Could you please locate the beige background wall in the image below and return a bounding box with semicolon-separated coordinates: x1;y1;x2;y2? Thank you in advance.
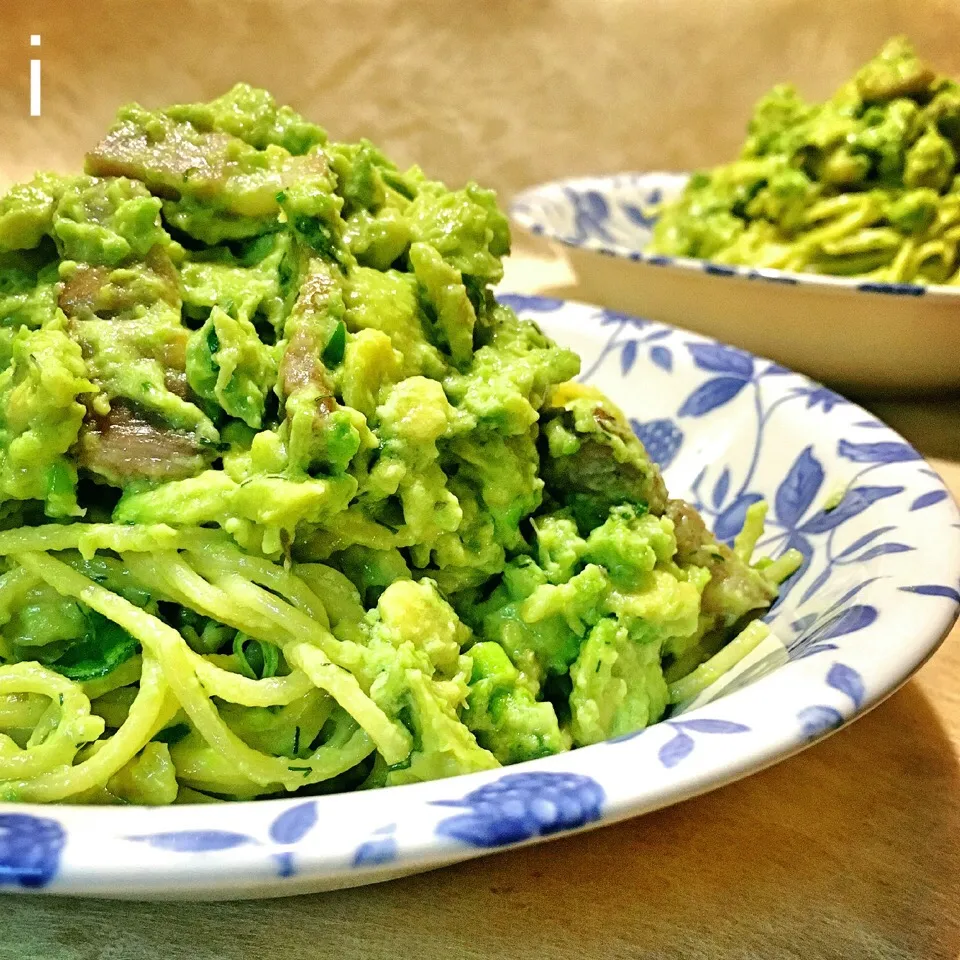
3;0;960;201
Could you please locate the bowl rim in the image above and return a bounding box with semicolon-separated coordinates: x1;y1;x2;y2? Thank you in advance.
510;172;960;301
4;295;960;899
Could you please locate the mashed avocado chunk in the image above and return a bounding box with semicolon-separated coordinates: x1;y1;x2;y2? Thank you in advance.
0;85;794;805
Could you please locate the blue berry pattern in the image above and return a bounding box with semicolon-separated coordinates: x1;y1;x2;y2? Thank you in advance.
433;772;605;848
631;418;683;470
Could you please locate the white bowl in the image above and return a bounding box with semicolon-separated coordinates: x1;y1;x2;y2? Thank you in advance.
510;173;960;395
2;296;958;900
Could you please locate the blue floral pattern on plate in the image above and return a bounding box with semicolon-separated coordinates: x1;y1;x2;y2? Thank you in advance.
5;296;959;899
655;719;751;769
510;173;960;300
0;814;65;889
798;663;866;738
128;800;322;879
352;824;398;868
434;773;605;847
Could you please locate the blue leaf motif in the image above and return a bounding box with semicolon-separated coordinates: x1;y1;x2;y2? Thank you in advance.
899;584;960;602
678;377;749;417
690;464;708;498
791;613;819;634
630;418;683;471
854;543;913;561
792;642;839;660
620;339;638;375
838;439;921;464
673;719;750;734
649;345;673;371
818;605;878;641
794;386;845;412
713;492;764;543
622;201;659;229
582;191;609;220
566;187;614;243
796;580;881;637
801;486;903;534
495;294;564;313
712;468;731;509
799;565;832;606
0;814;65;889
352;837;398;868
273;851;296;878
827;663;865;709
599;308;648;329
269;801;318;845
644;328;672;343
434;772;605;848
127;831;254;852
774;446;824;528
911;490;948;511
686;343;755;377
836;526;896;560
659;730;695;768
829;578;880;611
798;705;844;738
790;602;864;658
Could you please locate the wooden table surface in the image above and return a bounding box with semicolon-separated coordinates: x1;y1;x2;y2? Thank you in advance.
3;253;960;960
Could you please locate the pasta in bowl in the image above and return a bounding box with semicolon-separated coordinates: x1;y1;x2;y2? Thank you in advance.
651;38;960;284
510;38;960;393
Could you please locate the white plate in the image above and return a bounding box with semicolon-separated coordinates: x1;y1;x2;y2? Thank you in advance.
511;173;960;394
2;296;958;900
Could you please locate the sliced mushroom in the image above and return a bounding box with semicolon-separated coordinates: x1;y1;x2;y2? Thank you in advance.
77;402;208;483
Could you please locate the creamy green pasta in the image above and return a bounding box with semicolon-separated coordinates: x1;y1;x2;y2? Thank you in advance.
0;86;798;804
650;37;960;284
